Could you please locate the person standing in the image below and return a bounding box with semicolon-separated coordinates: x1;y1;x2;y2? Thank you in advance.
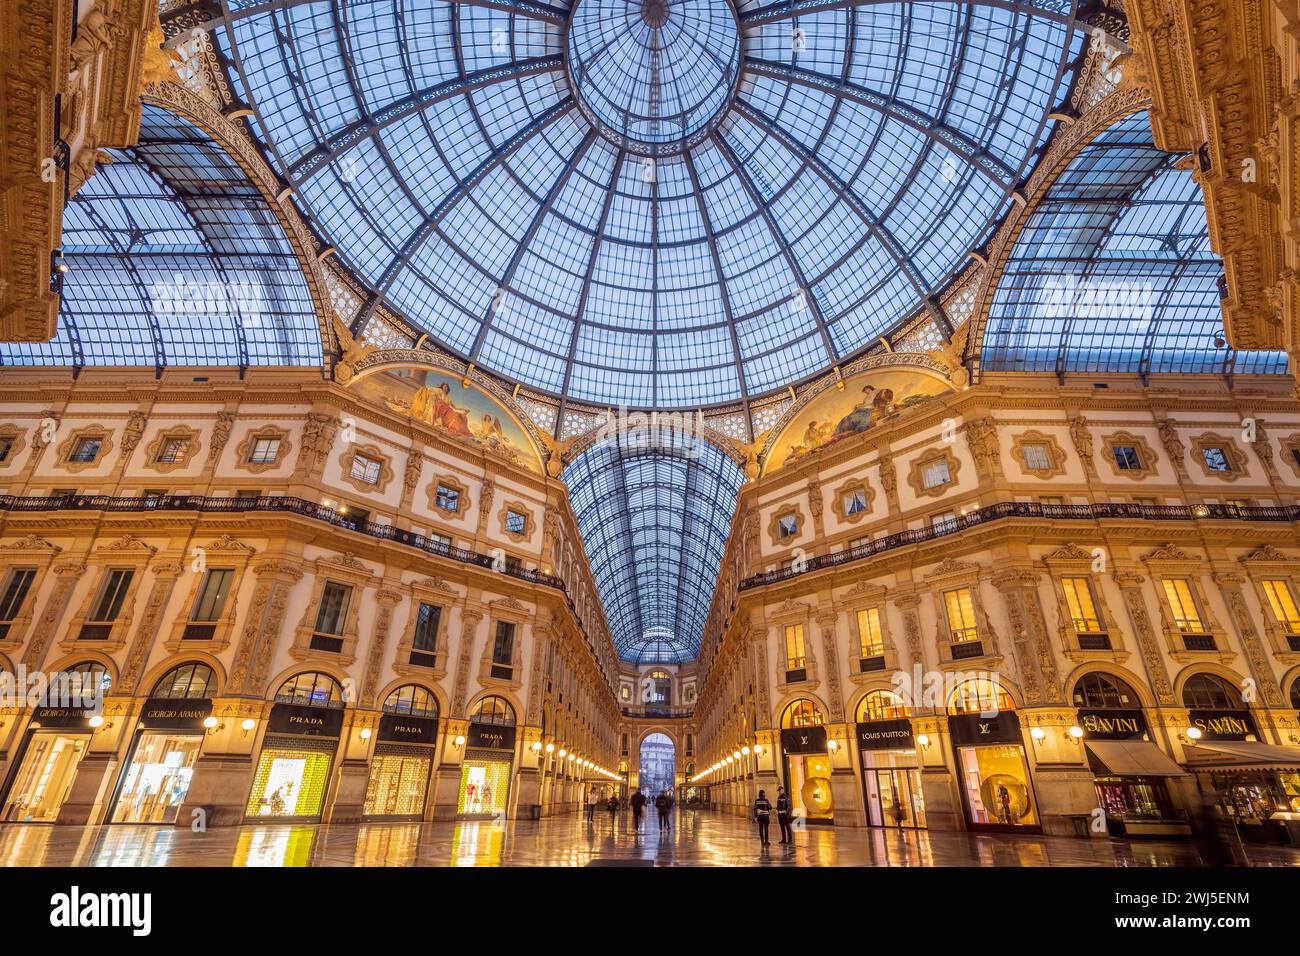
753;790;773;845
585;788;598;822
775;786;793;844
607;794;618;825
655;791;671;832
631;788;647;830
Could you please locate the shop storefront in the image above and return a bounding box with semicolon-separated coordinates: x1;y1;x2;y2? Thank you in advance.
949;710;1039;832
857;718;925;828
110;697;211;824
246;681;344;821
364;707;439;819
457;699;516;818
0;706;93;823
780;725;833;824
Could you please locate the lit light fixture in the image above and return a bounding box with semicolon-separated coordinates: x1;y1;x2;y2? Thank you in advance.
241;718;256;736
558;748;568;758
359;727;372;740
1184;726;1203;741
1067;725;1084;740
532;741;542;753
741;746;750;756
732;750;741;760
753;744;763;755
726;756;734;764
545;742;555;753
916;734;931;751
454;734;467;748
202;715;219;730
568;753;575;761
827;738;839;752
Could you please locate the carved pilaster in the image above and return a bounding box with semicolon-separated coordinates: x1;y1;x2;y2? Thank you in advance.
120;560;183;692
991;571;1045;705
21;562;86;670
359;588;404;707
1113;571;1175;705
228;561;303;694
1214;573;1284;708
815;610;843;721
893;594;924;666
451;609;484;716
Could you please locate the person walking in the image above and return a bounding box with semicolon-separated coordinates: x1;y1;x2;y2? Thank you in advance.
585;788;598;823
775;786;793;844
630;788;647;830
655;791;671;832
607;794;618;825
753;790;773;845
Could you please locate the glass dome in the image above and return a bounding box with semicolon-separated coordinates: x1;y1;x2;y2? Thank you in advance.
210;0;1080;407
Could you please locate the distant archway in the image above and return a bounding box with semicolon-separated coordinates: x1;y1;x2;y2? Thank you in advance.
639;732;675;797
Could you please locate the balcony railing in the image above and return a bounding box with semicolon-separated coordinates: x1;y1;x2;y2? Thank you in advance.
740;500;1300;590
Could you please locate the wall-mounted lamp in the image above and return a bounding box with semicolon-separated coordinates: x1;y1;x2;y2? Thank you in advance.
545;742;555;754
915;734;931;752
1030;727;1047;745
732;750;741;760
240;718;257;737
741;745;751;756
1067;725;1084;743
1178;726;1204;744
453;734;467;749
558;748;568;758
203;716;223;735
827;738;839;752
532;741;542;753
359;727;372;741
753;744;763;756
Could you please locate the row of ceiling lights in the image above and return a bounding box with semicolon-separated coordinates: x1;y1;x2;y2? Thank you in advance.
690;743;764;783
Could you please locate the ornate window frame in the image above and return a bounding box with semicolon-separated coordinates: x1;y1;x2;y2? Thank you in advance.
60;535;158;653
924;559;999;668
340;443;395;494
1040;543;1127;660
290;553;375;665
1010;430;1068;480
234;426;292;474
769;598;818;689
1190;432;1246;482
392;576;458;678
56;425;115;473
478;596;528;689
1100;431;1158;480
1141;545;1232;663
142;425;202;474
836;582;897;682
906;447;962;500
767;503;806;547
497;501;534;542
1237;545;1300;659
0;535;64;653
1280;433;1300;480
428;475;470;519
165;535;257;652
0;425;28;471
830;478;874;524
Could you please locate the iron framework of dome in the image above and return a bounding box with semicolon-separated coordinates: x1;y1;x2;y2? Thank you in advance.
189;0;1083;407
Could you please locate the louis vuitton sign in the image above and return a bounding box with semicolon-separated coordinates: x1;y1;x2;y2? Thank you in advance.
780;725;827;754
856;719;914;751
948;711;1022;746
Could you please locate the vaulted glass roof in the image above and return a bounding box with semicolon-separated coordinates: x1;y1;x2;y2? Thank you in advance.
564;435;744;664
0;105;323;370
981;110;1290;377
206;0;1081;407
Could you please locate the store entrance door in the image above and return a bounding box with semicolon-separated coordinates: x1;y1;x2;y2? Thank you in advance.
864;766;926;829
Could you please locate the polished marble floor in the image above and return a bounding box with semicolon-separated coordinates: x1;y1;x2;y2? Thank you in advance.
2;809;1298;867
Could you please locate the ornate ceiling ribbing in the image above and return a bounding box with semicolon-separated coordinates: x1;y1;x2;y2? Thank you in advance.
179;0;1082;408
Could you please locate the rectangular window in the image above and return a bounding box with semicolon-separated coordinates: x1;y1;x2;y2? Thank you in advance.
314;582;353;636
1133;497;1158;506
1061;577;1103;632
778;514;798;539
69;437;102;463
944;587;979;643
492;620;516;665
192;568;234;622
1262;580;1300;632
1021;443;1052;471
784;623;806;669
51;488;76;497
505;510;527;534
90;569;134;622
856;607;884;658
428;532;451;553
0;568;36;621
931;511;957;532
504;555;522;574
1224;498;1251;509
350;454;381;485
1040;496;1064;506
1161;579;1204;633
842;489;867;515
0;437;14;462
921;459;951;488
412;602;442;652
235;489;261;499
156;437;190;464
1113;445;1142;470
1201;446;1232;472
435;485;460;512
248;437;281;464
848;536;871;553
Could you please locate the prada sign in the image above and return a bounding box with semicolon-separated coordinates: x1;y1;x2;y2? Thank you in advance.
139;698;212;731
780;725;827;755
948;711;1022;746
1077;709;1147;741
268;702;345;738
378;714;439;745
1189;709;1257;741
856;719;914;751
467;722;516;751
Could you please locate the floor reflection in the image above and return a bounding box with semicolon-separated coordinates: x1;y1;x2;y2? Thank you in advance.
0;810;1298;867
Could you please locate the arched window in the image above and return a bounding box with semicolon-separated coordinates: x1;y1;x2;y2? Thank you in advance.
781;699;824;728
947;678;1015;715
1071;672;1140;710
856;689;910;722
275;672;344;709
1291;679;1300;711
471;695;515;726
56;661;111;704
382;685;438;718
152;663;217;699
647;669;671;704
1181;673;1244;710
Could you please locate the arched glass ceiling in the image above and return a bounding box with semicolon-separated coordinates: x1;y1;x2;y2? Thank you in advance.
981;110;1290;377
565;436;745;664
0;105;323;370
208;0;1081;407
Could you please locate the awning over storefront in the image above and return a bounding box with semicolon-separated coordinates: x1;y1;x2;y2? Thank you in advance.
1085;740;1187;777
1183;741;1300;771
